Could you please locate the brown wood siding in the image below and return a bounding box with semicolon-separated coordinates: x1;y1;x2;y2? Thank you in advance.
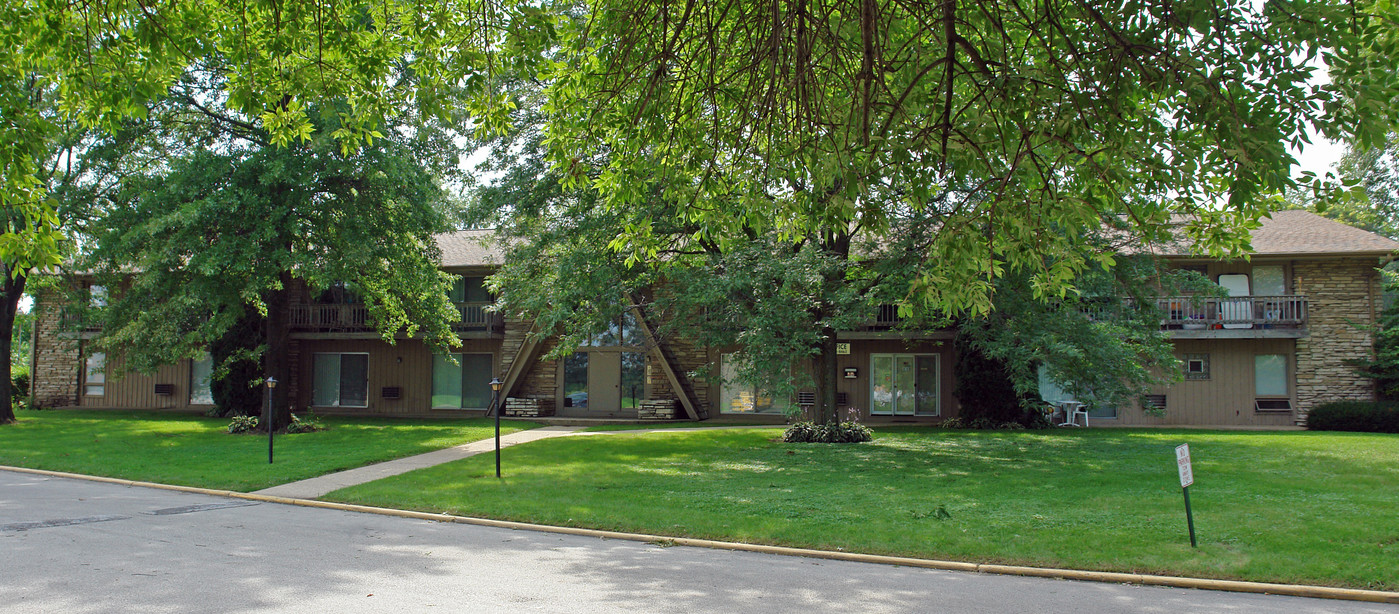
294;338;502;417
79;354;204;410
702;338;960;423
1110;338;1297;426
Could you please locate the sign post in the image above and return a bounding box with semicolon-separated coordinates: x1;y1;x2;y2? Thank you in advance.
1176;443;1196;547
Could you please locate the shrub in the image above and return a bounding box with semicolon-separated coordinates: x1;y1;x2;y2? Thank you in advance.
1306;401;1399;433
284;412;325;434
783;409;873;443
11;367;30;408
227;415;259;434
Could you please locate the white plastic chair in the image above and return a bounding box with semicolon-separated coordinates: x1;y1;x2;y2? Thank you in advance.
1058;401;1089;427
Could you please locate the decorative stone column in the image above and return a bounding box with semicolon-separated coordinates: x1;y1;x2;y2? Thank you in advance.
1293;259;1381;423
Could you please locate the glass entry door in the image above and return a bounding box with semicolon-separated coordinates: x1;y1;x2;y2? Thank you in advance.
564;350;645;413
871;354;939;416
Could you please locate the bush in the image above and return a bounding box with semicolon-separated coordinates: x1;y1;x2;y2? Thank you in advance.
284;412;325;434
11;367;30;408
1306;401;1399;433
227;415;259;434
783;409;873;443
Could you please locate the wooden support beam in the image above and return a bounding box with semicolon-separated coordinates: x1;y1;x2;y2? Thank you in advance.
628;300;701;420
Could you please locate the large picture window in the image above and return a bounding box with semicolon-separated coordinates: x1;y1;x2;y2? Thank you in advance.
432;353;493;409
311;353;369;407
190;355;214;405
719;354;788;414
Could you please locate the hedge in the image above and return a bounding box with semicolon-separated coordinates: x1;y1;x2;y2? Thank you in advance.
1305;401;1399;433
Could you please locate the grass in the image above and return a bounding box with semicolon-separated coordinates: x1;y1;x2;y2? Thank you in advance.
581;421;782;432
325;427;1399;590
0;409;539;491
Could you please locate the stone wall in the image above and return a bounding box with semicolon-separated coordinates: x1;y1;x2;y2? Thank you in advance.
643;333;711;417
30;288;81;408
504;396;555;417
1293;259;1381;421
498;318;559;399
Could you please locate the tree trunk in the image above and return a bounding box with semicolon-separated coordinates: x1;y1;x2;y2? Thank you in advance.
263;272;292;431
0;268;27;424
813;326;839;425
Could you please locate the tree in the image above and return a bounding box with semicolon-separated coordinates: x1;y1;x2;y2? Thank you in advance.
84;114;461;430
519;0;1399;421
470;95;1209;423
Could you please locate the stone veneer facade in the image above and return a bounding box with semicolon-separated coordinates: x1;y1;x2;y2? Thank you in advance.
30;289;82;409
1292;258;1382;421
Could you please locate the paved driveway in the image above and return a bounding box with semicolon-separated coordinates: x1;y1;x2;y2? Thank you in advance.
2;470;1389;614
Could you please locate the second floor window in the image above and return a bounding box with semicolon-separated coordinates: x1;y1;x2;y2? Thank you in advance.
450;276;491;303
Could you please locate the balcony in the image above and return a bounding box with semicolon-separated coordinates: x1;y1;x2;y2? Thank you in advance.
288;302;503;335
1156;295;1307;338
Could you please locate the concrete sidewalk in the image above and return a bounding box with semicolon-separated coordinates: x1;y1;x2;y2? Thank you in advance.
253;425;584;499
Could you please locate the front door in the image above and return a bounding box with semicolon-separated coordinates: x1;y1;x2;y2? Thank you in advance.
589;352;622;411
871;354;939;416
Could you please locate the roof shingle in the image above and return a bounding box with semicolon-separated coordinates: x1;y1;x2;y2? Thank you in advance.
435;229;503;267
1154;210;1399;257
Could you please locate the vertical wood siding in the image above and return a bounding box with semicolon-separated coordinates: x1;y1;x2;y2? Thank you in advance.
79;355;203;410
293;338;502;417
1111;338;1298;427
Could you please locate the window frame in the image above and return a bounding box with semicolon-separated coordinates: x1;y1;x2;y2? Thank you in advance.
1184;353;1210;381
718;353;791;415
1253;353;1290;401
310;352;370;408
189;354;214;405
431;352;495;410
84;351;106;397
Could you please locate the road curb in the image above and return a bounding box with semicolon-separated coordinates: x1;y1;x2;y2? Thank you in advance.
5;464;1396;605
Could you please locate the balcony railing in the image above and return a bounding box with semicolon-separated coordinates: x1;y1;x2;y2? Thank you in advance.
859;295;1309;333
1157;295;1307;330
288;302;502;333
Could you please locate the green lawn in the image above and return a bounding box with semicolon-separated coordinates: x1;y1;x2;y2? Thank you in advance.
325;427;1399;590
0;409;539;491
581;421;781;432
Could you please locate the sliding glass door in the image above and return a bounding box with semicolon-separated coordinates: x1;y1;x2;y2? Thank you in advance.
870;354;939;416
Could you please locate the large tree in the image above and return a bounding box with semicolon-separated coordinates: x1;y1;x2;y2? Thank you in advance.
516;0;1399;420
83;100;461;429
470;90;1211;422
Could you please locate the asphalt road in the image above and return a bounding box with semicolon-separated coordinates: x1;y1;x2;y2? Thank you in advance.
1;469;1391;614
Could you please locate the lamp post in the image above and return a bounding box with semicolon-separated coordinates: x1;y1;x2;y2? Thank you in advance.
265;377;277;464
489;377;504;478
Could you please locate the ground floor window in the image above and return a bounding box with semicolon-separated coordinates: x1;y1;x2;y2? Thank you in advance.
84;352;105;397
190;355;213;405
311;353;368;407
719;354;788;414
432;353;494;409
871;354;939;416
1255;354;1288;397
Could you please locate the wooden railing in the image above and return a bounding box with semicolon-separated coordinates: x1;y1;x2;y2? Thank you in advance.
1157;295;1307;330
288;302;502;333
860;296;1309;332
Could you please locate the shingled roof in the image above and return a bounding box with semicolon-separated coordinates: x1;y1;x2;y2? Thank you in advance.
1154;210;1399;258
435;229;503;267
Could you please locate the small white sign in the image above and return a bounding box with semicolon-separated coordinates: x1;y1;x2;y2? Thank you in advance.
1176;444;1194;488
836;343;851;355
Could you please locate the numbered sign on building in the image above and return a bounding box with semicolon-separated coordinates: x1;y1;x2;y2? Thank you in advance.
1176;444;1194;488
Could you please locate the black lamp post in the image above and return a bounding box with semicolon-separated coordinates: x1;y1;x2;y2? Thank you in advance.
265;377;277;464
489;377;504;478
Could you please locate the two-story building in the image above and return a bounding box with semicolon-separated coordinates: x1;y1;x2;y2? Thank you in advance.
28;211;1397;427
